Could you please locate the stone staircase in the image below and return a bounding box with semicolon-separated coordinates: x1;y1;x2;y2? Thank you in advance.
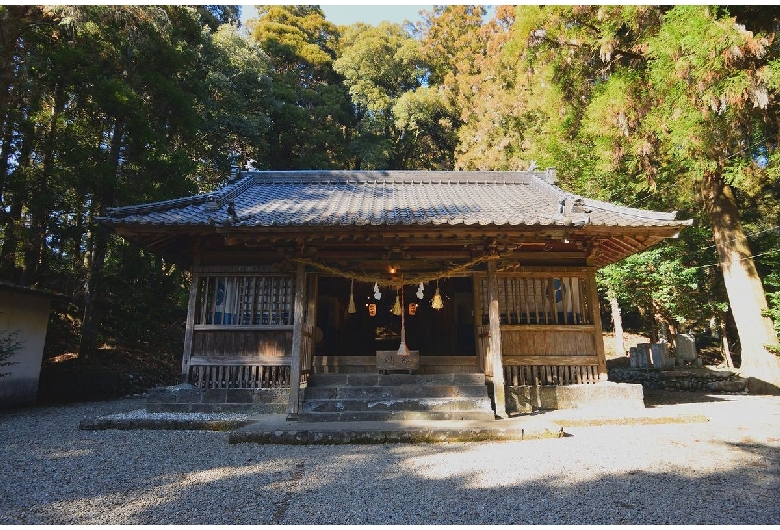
299;373;496;422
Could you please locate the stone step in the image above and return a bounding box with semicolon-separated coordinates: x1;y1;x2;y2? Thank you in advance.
300;372;493;422
304;384;489;400
302;396;493;414
306;373;486;387
296;410;496;422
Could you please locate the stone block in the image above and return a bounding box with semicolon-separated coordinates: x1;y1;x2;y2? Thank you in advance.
202;389;227;404
651;343;670;369
676;334;697;361
505;382;645;413
252;388;289;405
706;379;747;392
630;343;651;369
225;389;254;404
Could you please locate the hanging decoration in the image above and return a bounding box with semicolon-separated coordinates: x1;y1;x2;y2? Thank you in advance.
368;303;377;316
291;254;499;289
347;279;356;314
397;285;409;356
431;280;444;310
391;290;403;315
416;282;425;300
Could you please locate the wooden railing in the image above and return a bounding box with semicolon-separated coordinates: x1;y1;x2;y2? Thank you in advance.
188;355;291;389
503;355;600;386
301;324;314;384
479;323;600;386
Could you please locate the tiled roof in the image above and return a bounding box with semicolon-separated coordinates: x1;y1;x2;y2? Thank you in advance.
101;170;690;230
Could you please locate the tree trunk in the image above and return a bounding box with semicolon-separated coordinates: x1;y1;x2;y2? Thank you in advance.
0;122;33;281
79;116;125;359
21;82;64;285
608;290;625;356
701;172;780;392
719;314;734;369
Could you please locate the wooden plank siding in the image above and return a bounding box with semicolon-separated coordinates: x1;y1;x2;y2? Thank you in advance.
474;267;606;387
191;329;293;357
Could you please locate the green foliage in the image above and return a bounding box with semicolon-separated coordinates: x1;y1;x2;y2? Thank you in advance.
252;5;353;169
2;4;780;378
597;241;712;332
334;21;430;168
0;329;21;377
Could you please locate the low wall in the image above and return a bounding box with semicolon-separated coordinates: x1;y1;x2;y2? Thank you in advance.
505;382;645;414
0;289;52;407
609;367;747;392
146;384;289;413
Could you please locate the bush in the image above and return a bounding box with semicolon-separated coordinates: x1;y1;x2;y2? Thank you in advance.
0;329;21;377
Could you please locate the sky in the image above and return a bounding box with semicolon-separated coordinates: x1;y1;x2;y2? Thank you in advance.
240;5;484;27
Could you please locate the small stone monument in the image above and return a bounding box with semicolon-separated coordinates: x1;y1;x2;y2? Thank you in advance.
651;342;674;369
675;334;697;365
630;343;651;369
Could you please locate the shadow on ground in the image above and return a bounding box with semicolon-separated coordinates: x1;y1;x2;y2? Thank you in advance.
643;388;729;407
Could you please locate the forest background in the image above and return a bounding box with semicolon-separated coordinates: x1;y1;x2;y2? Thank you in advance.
1;5;780;396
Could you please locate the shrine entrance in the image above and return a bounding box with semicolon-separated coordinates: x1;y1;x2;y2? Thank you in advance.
314;276;476;358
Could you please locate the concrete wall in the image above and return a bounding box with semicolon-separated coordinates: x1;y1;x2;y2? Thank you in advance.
505;382;646;414
0;290;52;406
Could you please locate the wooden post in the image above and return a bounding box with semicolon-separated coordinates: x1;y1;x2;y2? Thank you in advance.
487;259;507;418
181;270;199;383
472;273;485;374
586;270;608;381
305;272;318;374
287;262;306;420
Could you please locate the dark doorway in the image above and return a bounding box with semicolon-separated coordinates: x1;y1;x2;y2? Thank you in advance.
315;276;476;356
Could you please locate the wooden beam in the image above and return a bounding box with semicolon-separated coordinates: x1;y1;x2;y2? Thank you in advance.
472;274;485;375
486;259;507;418
181;271;200;382
502;355;600;366
189;355;291;366
305;272;318;374
585;271;608;380
287;261;306;420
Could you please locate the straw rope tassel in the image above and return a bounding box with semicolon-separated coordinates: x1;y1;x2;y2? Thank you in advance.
397;286;409;356
431;280;443;310
347;279;356;313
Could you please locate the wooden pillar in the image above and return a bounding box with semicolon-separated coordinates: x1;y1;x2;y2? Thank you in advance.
487;259;507;418
181;270;199;383
472;273;485;374
287;262;306;420
586;270;608;381
305;272;318;374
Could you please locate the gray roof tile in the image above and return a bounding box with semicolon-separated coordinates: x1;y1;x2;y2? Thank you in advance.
101;170;689;230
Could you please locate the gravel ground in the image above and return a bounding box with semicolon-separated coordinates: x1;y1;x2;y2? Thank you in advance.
1;392;779;525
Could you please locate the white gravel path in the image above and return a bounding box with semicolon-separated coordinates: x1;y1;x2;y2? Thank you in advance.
1;392;779;525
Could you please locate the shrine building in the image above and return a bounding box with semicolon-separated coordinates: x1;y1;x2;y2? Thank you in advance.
99;170;691;419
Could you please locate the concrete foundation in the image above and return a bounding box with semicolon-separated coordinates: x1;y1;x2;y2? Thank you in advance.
506;382;646;415
146;384;289;413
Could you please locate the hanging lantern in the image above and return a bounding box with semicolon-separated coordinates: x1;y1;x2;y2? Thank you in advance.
347;279;356;314
431;280;444;310
368;303;377;316
408;303;417;316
